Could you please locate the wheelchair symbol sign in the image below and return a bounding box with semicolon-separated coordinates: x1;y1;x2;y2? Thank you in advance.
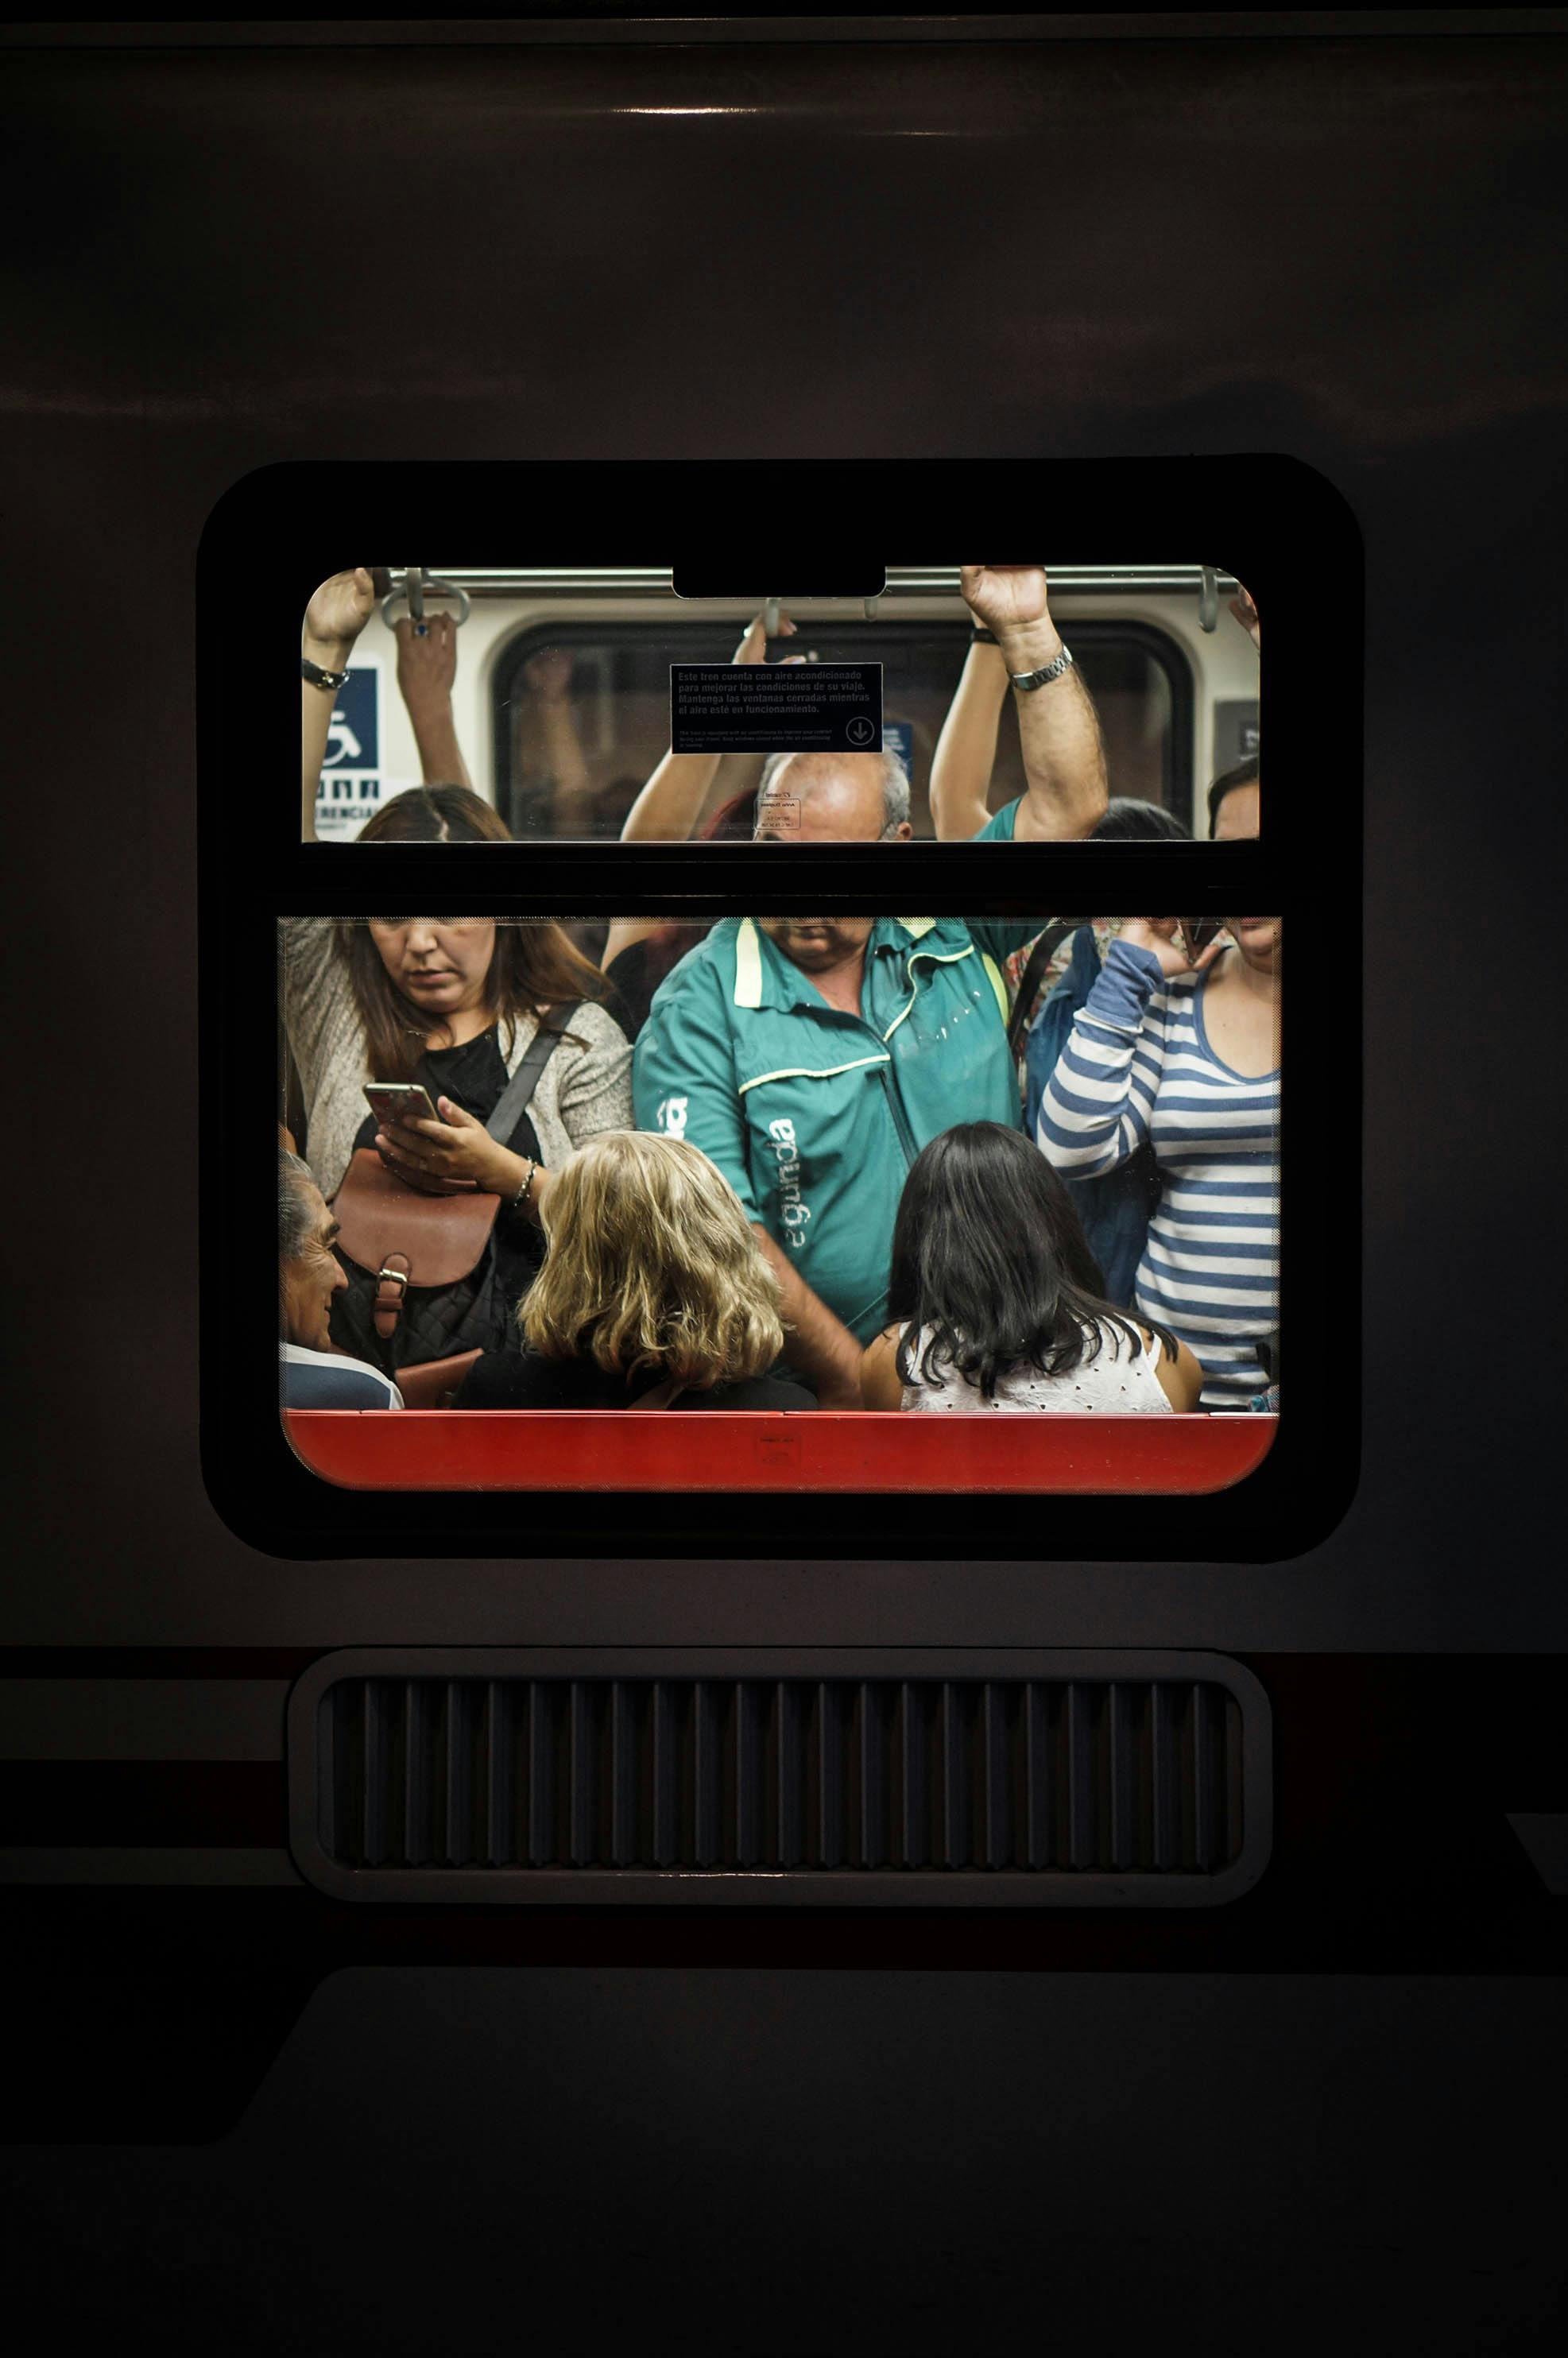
323;668;379;774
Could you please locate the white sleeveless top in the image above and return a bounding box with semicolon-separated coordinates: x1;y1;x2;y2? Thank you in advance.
900;1320;1173;1415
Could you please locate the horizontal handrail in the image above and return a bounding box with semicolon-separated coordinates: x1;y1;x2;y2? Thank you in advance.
406;566;1241;601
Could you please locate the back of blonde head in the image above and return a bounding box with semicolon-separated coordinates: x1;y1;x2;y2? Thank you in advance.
521;1132;785;1388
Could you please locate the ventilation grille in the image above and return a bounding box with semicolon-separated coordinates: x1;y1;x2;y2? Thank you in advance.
292;1661;1267;1902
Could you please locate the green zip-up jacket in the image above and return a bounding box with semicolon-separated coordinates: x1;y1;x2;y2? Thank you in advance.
632;915;1040;1345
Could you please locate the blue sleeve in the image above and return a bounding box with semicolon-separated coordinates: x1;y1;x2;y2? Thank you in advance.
633;959;758;1218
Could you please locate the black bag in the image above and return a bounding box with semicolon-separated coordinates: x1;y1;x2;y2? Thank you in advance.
328;1009;578;1376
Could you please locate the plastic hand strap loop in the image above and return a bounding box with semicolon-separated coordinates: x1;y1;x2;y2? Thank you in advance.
380;568;471;629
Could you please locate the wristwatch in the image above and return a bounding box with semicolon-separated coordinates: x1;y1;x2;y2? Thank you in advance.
1009;645;1074;692
300;655;350;691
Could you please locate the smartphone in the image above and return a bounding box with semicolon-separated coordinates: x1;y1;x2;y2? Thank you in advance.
1183;918;1224;958
364;1082;439;1129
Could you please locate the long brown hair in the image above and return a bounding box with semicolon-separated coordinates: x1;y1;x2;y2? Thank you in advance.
356;786;513;842
333;920;610;1082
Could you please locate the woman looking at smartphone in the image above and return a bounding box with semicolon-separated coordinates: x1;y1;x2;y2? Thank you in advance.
280;915;633;1362
1036;917;1280;1410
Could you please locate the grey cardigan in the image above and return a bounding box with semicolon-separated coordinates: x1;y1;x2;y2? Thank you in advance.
280;920;633;1199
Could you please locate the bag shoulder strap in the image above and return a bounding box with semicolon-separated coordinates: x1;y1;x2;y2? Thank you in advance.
1006;922;1086;1059
626;1375;687;1411
483;1003;583;1147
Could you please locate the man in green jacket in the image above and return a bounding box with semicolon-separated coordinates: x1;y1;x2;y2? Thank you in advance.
632;563;1108;1405
633;912;1041;1407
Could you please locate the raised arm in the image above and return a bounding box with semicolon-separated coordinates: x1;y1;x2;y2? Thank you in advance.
619;609;796;843
928;636;1011;838
300;567;377;839
959;565;1108;840
1036;920;1217;1175
517;646;593;834
393;610;472;790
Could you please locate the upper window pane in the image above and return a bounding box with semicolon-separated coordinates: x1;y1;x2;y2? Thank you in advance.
300;567;1258;846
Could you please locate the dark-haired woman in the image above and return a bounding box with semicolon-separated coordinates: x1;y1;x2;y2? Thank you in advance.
282;916;631;1204
861;1123;1202;1414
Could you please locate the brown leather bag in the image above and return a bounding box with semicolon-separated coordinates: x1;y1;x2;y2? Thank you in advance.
331;1152;500;1343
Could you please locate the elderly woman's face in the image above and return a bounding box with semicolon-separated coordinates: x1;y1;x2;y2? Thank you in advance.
282;1180;347;1352
367;918;496;1016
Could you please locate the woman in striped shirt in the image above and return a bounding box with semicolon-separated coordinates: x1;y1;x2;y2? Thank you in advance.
1036;918;1280;1410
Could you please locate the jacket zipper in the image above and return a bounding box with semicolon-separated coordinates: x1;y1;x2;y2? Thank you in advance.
877;1065;920;1168
877;950;951;1167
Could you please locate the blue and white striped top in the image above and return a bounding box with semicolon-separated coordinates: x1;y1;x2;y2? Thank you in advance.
1036;938;1280;1410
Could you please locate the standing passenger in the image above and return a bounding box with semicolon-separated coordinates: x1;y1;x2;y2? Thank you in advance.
1037;917;1281;1409
633;912;1041;1406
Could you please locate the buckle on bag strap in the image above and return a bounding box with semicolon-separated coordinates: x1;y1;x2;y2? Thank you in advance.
373;1253;412;1341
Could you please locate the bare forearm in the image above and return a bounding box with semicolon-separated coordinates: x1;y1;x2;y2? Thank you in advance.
535;703;590;798
621;749;723;842
929;641;1010;840
300;629;353;841
755;1229;864;1404
993;618;1108;840
300;571;377;837
405;699;473;791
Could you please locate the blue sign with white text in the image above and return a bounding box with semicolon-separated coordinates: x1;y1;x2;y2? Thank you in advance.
316;667;383;839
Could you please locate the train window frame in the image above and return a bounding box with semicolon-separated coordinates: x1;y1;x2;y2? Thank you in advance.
488;616;1195;838
199;453;1357;1565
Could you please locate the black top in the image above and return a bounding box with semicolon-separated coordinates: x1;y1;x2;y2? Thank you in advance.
602;938;661;1046
352;1024;545;1295
454;1345;816;1412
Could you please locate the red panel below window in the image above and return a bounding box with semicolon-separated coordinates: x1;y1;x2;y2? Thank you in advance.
284;1411;1277;1494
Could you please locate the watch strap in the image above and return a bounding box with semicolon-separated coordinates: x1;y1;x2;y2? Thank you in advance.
301;655;350;691
1009;645;1074;692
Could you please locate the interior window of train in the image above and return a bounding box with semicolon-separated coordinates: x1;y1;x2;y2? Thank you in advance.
300;567;1259;847
277;913;1280;1494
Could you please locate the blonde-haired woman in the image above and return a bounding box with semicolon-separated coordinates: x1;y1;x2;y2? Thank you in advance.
454;1133;815;1411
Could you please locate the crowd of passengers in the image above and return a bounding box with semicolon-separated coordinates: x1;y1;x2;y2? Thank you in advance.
281;564;1276;1419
